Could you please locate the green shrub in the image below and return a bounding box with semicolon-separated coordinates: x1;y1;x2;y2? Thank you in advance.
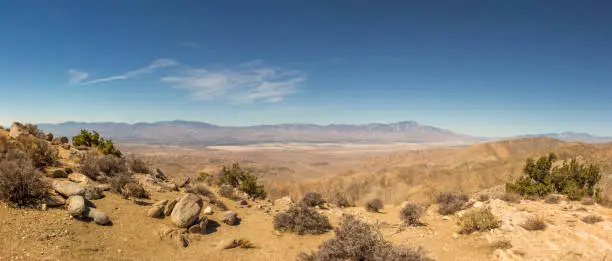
0;156;49;207
218;163;266;199
507;153;601;201
436;192;469;215
459;208;500;234
72;130;121;157
365;198;383;212
273;203;332;235
298;215;430;261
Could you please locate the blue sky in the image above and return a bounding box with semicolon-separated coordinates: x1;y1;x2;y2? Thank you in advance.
1;1;611;137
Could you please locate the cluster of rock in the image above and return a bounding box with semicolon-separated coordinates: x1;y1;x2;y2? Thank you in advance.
43;169;111;225
148;193;239;248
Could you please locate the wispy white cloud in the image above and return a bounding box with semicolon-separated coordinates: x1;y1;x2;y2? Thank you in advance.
67;69;89;85
180;41;200;48
68;58;179;86
161;61;305;103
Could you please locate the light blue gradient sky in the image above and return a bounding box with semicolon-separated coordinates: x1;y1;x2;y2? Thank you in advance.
1;1;611;136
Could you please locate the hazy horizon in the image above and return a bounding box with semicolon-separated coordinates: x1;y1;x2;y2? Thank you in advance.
2;1;612;136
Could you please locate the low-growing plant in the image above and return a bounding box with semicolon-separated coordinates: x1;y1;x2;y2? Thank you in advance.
45;133;54;142
185;183;214;198
127;156;149;174
21;137;58;168
365;198;384;212
217;184;237;199
331;192;353;208
273;203;332;235
195;172;218;186
581;215;603;224
0;157;49;207
491;240;513;250
302;191;325;207
478;194;490;202
437;192;469;215
521;216;547;231
459;208;500;234
72;130;122;157
544;194;561;204
400;203;423;226
97;154;127;177
298;215;430;261
500;193;521;203
581;197;595;205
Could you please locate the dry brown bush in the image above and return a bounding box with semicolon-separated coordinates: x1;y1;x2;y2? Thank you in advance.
478;194;490;202
491;240;513;250
273;203;332;235
185;183;214;198
127;156;149;174
544;195;561;204
78;152;100;179
97;155;127;177
581;215;603;224
365;198;384;213
0;156;49;207
109;174;148;199
500;193;521;203
400;203;423;226
436;192;469;215
298;215;431;261
521;216;547;231
302;191;325;207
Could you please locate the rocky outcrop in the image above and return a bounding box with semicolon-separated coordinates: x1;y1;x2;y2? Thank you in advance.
9;123;26;138
53;180;86;197
170;194;203;228
83;186;104;200
44;194;66;207
67;196;86;216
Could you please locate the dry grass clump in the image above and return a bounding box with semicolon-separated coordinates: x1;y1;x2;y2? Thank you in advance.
459;208;501;234
217;184;237;200
302;191;325;207
185;183;214;198
0;157;49;207
478;194;490;202
581;198;595;205
500;193;521;203
544;195;561;204
273;203;332;235
521;216;547;231
491;240;513;250
436;192;469;215
581;215;603;224
97;154;127;177
127;156;149;174
236;238;255;249
22;138;58;168
330;192;353;208
400;203;423;226
298;215;430;261
365;198;384;213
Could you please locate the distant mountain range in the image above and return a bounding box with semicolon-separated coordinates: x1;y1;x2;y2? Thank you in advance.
516;132;612;143
38;120;479;146
36;121;612;146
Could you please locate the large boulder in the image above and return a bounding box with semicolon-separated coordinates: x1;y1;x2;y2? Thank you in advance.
52;180;86;197
84;207;110;225
170;194;203;228
148;200;168;218
8;123;26;138
68;173;93;184
67;196;86;216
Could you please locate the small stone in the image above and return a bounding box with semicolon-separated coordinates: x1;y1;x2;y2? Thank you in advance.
442;216;450;221
84;207;110;225
221;211;237;226
203;206;213;215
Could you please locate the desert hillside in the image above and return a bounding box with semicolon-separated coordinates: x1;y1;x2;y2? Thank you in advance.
1;123;612;261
